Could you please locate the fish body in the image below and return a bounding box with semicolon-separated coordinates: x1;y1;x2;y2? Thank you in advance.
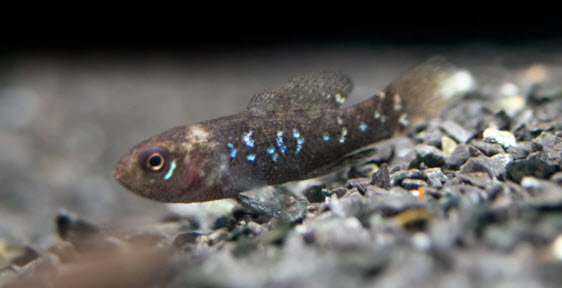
114;58;474;203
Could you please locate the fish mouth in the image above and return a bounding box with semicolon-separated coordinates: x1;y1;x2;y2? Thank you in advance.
113;155;137;189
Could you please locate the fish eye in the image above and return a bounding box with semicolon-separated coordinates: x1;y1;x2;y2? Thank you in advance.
139;147;168;173
147;153;164;171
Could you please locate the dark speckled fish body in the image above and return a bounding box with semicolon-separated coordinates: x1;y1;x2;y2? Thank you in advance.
114;58;474;203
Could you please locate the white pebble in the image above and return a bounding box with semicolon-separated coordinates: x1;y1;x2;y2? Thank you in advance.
553;235;562;260
483;128;517;148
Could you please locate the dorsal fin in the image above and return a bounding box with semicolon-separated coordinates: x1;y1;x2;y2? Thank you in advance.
246;71;353;113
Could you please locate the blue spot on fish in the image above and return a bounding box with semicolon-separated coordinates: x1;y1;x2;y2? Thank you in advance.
359;122;368;131
164;160;177;180
293;129;304;154
247;154;256;161
339;128;348;143
292;129;300;138
266;146;278;162
243;130;255;148
323;133;330;141
276;131;287;154
226;143;237;158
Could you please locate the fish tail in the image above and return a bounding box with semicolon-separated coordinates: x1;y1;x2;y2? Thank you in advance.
385;57;475;126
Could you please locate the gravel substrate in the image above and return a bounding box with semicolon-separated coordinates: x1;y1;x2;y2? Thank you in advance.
1;50;561;288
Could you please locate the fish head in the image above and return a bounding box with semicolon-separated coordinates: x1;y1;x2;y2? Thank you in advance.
114;125;224;203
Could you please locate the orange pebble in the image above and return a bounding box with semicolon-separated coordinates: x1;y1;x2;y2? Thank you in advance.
417;186;425;200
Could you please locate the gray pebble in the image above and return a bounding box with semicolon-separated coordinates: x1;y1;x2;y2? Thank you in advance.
512;123;532;141
492;110;512;130
470;140;504;156
329;187;349;198
401;178;427;190
372;163;391;189
173;232;202;248
457;172;494;189
391;169;425;185
529;83;561;102
459;156;496;179
550;171;562;185
446;144;471;170
416;126;444;148
507;142;532;160
303;185;326;203
440;120;474;144
414;144;446;168
346;178;371;195
536;132;561;148
424;168;448;189
460;154;510;180
507;151;560;182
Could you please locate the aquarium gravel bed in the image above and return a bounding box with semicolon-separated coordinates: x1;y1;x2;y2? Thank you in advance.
1;55;561;288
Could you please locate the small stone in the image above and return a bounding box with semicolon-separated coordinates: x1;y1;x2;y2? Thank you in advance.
303;185;326;203
469;146;484;157
492;96;525;114
372;163;391;189
457;172;494;189
441;136;457;157
440;120;474;144
10;246;40;267
56;212;106;252
460;155;510;180
401;178;427;190
212;215;235;230
492;110;512;130
424;168;448;189
231;236;258;258
529;83;561;103
536;132;561;149
507;143;532;160
520;176;562;201
206;229;228;246
364;185;390;197
392;208;431;231
460;156;494;177
391;169;425;185
173;232;202;248
446;144;471;170
512;123;532;141
507;151;560;182
470;140;504;156
415;144;446;168
346;178;371;195
548;234;562;261
550;172;562;185
329;187;348;198
483;128;517;148
490;153;513;180
416;126;444;148
308;217;370;249
521;176;542;190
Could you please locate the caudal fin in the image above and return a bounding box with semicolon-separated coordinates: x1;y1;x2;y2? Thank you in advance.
385;57;476;126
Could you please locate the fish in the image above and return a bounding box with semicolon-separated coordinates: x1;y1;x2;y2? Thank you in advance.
113;57;474;204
